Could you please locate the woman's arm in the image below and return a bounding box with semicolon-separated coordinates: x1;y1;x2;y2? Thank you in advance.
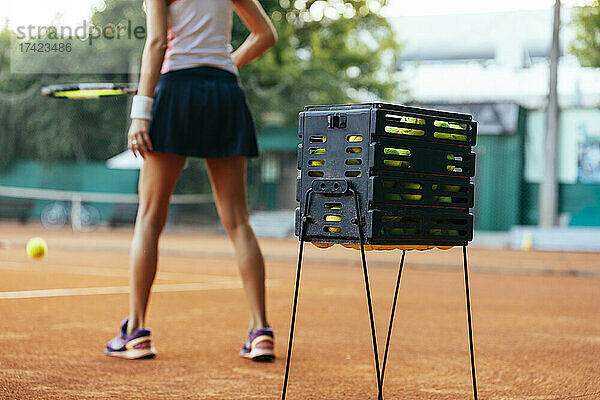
231;0;278;68
128;0;168;158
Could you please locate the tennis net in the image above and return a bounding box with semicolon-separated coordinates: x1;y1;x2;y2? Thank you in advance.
0;185;215;231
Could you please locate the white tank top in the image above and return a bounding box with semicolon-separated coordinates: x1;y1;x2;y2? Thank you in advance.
161;0;238;75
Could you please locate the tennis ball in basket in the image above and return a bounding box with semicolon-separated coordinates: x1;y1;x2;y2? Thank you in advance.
384;148;410;156
434;121;452;139
384;160;410;168
384;193;403;201
385;126;423;136
26;237;47;259
401;183;420;190
435;132;453;139
441;185;460;192
325;215;342;233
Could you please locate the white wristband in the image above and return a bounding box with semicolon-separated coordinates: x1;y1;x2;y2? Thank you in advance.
130;95;154;120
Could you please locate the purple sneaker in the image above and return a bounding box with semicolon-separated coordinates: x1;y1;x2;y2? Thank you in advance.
105;319;156;360
240;327;275;362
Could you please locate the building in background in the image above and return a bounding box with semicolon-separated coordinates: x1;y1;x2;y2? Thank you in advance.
390;9;600;108
390;7;600;230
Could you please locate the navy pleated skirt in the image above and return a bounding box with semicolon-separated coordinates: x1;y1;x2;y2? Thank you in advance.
148;66;258;158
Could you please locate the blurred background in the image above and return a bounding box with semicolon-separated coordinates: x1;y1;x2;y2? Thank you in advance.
0;0;599;251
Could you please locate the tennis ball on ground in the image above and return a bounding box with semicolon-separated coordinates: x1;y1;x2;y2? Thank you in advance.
26;237;47;259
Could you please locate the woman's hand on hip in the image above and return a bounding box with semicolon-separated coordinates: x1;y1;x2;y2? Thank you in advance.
128;118;154;158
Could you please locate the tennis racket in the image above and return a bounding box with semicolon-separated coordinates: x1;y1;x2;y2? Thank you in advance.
42;83;138;99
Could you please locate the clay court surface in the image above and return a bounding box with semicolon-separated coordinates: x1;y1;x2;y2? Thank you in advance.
0;223;598;399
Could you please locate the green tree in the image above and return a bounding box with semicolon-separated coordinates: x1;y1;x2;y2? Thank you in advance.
571;0;600;67
233;0;401;128
0;0;401;168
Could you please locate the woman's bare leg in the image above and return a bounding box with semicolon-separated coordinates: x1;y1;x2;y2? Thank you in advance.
206;155;268;331
127;153;186;335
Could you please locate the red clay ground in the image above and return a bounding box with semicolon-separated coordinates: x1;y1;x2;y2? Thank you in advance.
0;223;599;399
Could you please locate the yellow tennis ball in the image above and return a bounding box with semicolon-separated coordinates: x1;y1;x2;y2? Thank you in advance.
434;132;453;139
26;237;47;259
433;196;453;203
451;133;468;141
441;185;461;192
384;160;410;168
400;183;421;190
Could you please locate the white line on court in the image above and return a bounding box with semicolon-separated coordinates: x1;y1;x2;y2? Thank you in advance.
0;280;279;300
0;261;238;282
